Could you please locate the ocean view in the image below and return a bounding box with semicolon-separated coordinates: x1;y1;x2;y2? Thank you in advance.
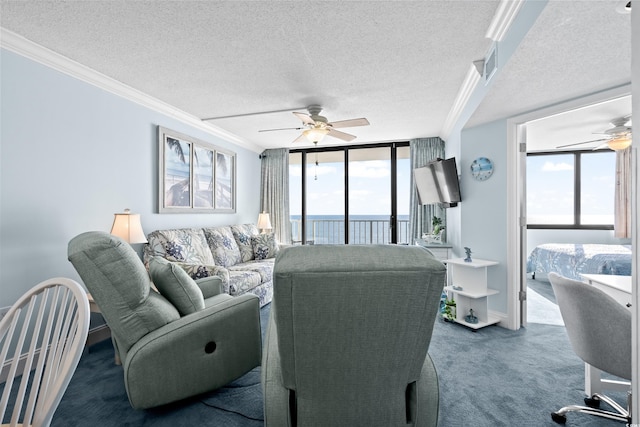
290;215;410;245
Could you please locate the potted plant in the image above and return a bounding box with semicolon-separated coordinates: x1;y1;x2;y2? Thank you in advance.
443;297;456;321
430;216;445;243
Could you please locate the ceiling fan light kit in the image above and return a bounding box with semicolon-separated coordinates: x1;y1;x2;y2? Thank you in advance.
304;128;329;144
259;105;370;145
607;135;632;151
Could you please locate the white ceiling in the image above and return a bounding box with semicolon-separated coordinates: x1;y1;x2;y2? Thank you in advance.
0;1;632;152
467;0;632;152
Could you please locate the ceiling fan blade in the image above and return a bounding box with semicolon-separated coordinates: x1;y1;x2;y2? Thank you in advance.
258;127;304;133
592;143;610;151
292;133;307;144
328;128;357;142
329;118;370;128
555;138;608;149
293;112;316;126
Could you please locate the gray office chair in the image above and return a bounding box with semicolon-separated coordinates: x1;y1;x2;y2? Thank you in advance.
262;244;446;426
548;272;631;424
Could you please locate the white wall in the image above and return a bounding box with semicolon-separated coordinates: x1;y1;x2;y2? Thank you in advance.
459;120;509;313
442;0;547;317
0;49;262;306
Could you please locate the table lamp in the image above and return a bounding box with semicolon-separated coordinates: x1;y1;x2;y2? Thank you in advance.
257;211;272;234
111;208;148;244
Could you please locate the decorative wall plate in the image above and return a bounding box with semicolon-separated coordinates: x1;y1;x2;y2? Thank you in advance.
470;157;493;181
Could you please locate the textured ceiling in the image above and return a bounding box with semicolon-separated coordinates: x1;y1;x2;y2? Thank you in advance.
468;0;632;151
0;1;633;151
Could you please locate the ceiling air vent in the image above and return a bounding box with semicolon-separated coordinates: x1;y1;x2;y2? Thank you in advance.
484;44;498;84
616;0;631;13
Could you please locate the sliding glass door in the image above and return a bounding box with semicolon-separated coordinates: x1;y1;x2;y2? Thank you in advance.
289;142;409;245
306;150;345;244
348;147;390;244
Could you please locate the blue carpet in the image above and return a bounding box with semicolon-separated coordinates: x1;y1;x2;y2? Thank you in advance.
48;302;627;426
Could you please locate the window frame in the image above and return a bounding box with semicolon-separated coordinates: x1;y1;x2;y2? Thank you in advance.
526;149;614;230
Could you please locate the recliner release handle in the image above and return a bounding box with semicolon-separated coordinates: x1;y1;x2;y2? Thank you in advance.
205;341;217;353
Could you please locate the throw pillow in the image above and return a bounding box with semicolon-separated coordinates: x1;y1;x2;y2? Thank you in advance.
149;257;205;316
231;224;259;262
203;227;242;267
251;233;279;260
151;228;215;265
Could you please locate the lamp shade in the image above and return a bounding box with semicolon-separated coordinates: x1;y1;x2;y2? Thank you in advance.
111;209;148;244
257;211;272;233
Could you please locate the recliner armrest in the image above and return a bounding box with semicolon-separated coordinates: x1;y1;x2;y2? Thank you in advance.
123;293;261;409
195;276;223;298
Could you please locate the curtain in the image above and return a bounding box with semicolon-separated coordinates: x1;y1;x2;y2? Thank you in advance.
260;148;292;244
614;146;631;238
409;137;446;244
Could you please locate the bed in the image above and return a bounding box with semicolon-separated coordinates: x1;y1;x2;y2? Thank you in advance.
527;243;632;282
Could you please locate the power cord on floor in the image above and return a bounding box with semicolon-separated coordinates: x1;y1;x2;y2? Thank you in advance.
199;400;264;422
221;382;260;388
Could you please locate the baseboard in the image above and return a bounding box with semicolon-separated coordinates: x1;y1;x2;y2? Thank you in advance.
492;310;511;330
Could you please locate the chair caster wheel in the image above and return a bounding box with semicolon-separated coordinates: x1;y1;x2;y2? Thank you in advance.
551;412;567;424
584;396;600;408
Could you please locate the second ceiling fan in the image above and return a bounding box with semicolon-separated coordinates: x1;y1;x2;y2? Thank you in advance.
259;105;370;144
556;115;632;151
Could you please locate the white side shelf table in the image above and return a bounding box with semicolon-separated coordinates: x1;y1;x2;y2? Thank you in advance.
444;258;499;330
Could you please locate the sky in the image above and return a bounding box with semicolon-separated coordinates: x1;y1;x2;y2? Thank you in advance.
526;151;615;224
289;158;411;217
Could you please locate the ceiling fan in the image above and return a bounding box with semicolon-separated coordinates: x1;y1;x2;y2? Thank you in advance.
258;105;370;144
556;115;632;151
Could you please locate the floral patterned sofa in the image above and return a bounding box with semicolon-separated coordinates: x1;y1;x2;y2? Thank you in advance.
143;224;278;307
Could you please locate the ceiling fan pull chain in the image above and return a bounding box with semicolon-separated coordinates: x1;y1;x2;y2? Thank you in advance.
315;153;319;181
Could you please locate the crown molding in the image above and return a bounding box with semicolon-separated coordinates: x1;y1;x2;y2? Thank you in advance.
441;0;524;140
485;0;525;41
441;64;482;140
0;27;262;153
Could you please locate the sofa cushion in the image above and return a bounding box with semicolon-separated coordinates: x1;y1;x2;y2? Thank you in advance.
228;259;275;284
227;270;262;296
146;228;215;265
230;224;259;262
251;233;279;260
149;257;205;316
203;227;242;267
171;262;231;294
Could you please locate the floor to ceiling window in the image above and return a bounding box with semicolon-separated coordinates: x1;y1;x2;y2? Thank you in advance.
289;142;410;244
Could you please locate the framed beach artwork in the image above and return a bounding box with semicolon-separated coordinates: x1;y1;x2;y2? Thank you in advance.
158;126;236;213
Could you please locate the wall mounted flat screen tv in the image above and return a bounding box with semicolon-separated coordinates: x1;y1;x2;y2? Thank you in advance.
414;158;461;207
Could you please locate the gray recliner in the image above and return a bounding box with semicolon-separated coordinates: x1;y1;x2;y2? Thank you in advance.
68;231;261;409
548;272;632;424
262;244;446;427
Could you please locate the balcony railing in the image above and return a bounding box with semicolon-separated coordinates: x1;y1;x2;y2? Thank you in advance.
291;218;410;245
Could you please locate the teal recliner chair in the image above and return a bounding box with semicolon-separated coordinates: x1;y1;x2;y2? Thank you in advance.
262;244;446;427
68;231;261;409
